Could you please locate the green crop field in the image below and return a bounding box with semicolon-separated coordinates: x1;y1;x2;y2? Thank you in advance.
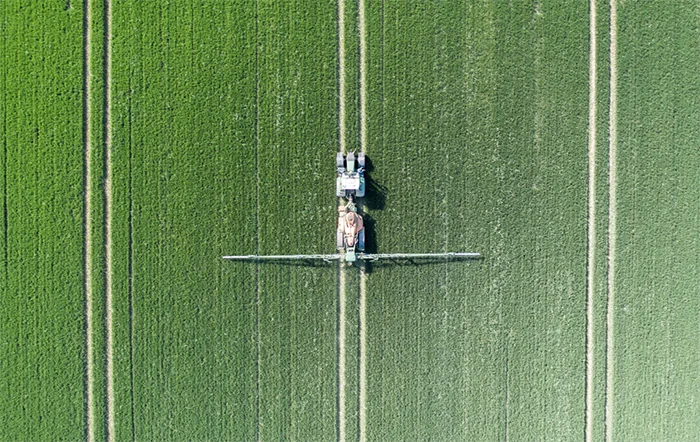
0;2;86;440
2;1;700;441
363;2;589;440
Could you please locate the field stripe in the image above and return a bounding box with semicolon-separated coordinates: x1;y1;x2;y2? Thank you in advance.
586;1;597;441
1;4;6;279
83;0;94;440
337;1;347;440
104;0;115;439
338;0;346;154
255;2;261;440
605;1;618;440
358;266;367;442
358;0;367;440
338;265;347;442
128;75;136;442
358;0;367;155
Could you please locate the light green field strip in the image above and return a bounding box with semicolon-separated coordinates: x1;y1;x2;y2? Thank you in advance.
591;2;611;442
110;2;259;440
338;262;347;442
102;0;115;439
357;266;367;442
0;1;87;440
364;1;589;440
337;3;348;441
605;2;618;439
357;2;368;441
84;0;95;437
256;1;339;440
611;1;700;440
85;0;109;440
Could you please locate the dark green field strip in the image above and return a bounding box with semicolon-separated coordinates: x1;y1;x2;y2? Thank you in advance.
110;1;258;440
341;0;361;154
488;2;588;438
0;0;6;281
256;1;339;440
364;1;589;440
343;267;361;442
613;2;700;440
0;1;87;440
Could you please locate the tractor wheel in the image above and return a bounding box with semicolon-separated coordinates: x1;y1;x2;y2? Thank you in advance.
358;229;365;251
358;152;366;168
337;230;345;250
357;179;365;198
336;152;345;170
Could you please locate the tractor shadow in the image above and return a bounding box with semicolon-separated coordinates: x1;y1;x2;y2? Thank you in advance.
358;155;481;274
359;155;382;274
247;260;337;268
361;155;386;211
361;256;483;271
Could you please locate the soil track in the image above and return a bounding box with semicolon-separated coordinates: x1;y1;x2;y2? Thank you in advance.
104;0;115;439
358;266;367;442
337;2;348;441
338;264;347;442
606;1;618;440
83;0;94;440
358;1;368;440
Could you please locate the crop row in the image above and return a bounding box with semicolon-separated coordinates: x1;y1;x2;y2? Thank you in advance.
612;1;700;439
0;2;86;440
4;1;700;440
363;1;589;439
109;1;339;440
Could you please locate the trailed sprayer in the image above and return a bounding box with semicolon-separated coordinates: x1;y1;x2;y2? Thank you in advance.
223;153;480;265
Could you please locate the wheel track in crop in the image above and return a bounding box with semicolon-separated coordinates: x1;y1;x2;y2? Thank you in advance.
83;1;95;440
358;265;367;442
84;2;116;438
586;1;597;441
337;1;347;440
338;1;368;439
357;0;368;440
338;0;347;157
337;264;347;442
606;1;618;440
104;0;115;440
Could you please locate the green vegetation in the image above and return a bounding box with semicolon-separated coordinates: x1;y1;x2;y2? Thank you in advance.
256;1;339;439
110;2;260;440
613;1;700;440
364;1;589;439
86;0;108;439
0;1;86;440
2;1;700;440
111;1;339;440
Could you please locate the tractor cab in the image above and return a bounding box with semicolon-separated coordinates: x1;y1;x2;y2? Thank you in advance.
336;151;366;199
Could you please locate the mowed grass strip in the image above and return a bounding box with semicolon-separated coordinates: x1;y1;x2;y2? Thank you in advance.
364;1;588;440
613;2;700;440
110;1;258;439
0;1;87;440
256;1;339;440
